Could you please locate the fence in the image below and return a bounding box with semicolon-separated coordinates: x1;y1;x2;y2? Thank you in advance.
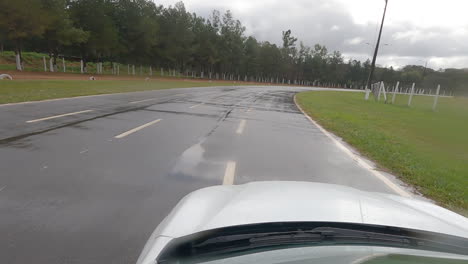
33;56;365;87
365;81;453;111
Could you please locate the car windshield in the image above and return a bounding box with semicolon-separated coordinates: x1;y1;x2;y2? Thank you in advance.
170;247;468;264
1;0;467;264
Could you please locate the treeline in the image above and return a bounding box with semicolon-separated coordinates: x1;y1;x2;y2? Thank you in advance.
0;0;467;94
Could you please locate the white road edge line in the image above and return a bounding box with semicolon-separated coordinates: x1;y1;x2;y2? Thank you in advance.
223;161;237;185
236;119;247;134
114;119;162;139
189;103;204;109
293;94;411;198
26;110;94;123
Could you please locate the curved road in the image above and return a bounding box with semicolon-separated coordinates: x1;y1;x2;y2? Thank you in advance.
0;86;406;263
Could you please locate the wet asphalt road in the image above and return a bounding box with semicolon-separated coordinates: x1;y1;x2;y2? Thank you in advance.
0;86;401;264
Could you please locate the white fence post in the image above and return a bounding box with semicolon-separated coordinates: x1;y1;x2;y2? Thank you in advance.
49;58;54;72
15;53;22;71
43;56;47;72
432;85;441;111
381;82;388;102
391;81;400;104
365;86;370;100
80;60;84;73
377;82;382;101
408;83;416;106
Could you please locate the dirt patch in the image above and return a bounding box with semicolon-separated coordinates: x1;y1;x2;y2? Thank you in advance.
0;70;163;81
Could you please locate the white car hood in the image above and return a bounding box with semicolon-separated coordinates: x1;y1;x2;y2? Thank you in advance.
137;182;468;264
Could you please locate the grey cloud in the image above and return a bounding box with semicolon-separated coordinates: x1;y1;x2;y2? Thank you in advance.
172;0;468;68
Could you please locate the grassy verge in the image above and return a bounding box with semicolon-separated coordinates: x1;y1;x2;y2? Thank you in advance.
297;91;468;214
0;79;242;104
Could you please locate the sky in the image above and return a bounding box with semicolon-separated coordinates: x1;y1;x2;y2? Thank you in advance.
155;0;468;69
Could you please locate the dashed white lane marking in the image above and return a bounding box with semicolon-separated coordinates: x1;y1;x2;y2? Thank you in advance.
351;254;386;264
79;149;89;154
293;95;411;198
0;186;6;192
129;98;158;104
26;110;94;123
189;103;204;109
223;161;237;185
236;120;246;135
114;119;162;139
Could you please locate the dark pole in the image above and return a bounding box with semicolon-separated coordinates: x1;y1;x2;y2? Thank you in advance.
422;60;428;78
366;0;388;90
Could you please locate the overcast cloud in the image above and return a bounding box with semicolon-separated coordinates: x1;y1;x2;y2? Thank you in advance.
155;0;468;69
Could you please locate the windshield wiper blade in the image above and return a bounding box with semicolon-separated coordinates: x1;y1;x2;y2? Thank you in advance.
157;222;468;263
193;227;412;252
191;226;467;257
246;227;413;247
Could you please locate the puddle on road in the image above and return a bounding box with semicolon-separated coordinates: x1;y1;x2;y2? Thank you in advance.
169;140;224;185
171;143;205;176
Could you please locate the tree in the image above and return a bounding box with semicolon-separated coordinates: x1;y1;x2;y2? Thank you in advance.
0;0;50;70
41;0;89;71
157;2;195;71
69;0;120;71
113;0;159;65
243;37;260;77
281;30;298;79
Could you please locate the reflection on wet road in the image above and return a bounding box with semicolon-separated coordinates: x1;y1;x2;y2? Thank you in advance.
0;86;407;264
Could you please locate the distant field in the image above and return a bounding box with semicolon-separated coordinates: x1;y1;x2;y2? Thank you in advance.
0;79;242;104
297;91;468;214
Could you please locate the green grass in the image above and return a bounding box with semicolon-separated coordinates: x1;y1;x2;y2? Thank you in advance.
0;79;242;104
297;91;468;213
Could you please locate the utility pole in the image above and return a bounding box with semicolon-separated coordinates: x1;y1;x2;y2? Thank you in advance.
366;0;388;90
422;60;428;80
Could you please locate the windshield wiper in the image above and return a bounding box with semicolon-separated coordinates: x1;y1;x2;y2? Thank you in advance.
246;227;411;246
157;222;468;263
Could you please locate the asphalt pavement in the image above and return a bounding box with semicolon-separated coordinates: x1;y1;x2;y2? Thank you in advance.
0;85;409;263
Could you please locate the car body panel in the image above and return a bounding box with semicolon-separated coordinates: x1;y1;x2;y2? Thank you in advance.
137;181;468;264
